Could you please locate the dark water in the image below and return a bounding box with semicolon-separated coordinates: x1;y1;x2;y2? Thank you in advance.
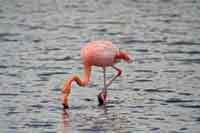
0;0;200;132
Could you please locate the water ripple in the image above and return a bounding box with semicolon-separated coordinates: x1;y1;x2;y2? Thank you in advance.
1;0;200;132
167;41;200;46
179;104;200;109
165;98;194;103
0;93;19;97
37;56;72;61
24;121;54;128
144;89;174;93
38;71;69;77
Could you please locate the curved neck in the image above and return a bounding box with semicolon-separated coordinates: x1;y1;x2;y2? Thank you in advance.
62;64;92;95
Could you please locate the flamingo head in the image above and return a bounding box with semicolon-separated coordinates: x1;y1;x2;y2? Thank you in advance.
97;91;107;106
60;92;69;109
115;50;133;64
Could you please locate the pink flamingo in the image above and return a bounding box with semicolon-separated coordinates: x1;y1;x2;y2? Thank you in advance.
61;40;133;109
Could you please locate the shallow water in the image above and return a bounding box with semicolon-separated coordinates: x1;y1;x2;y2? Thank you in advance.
0;0;200;132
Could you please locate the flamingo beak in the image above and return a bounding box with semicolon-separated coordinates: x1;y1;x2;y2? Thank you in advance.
62;98;69;109
63;103;69;109
127;58;133;64
60;93;69;109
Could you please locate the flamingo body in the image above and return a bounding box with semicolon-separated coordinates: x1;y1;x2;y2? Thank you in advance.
81;40;119;67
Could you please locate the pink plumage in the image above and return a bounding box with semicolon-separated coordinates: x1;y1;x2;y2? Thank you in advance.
81;40;119;67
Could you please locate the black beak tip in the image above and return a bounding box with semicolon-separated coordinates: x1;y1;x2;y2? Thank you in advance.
62;103;69;109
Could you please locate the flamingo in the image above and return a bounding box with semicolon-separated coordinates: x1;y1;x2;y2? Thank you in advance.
61;40;133;109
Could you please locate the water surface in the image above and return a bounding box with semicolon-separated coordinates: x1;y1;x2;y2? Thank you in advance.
0;0;200;132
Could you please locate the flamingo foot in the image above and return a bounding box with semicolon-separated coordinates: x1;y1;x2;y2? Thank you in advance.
97;91;107;106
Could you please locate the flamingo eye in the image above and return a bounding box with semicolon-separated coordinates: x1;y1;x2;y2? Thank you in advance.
116;59;121;63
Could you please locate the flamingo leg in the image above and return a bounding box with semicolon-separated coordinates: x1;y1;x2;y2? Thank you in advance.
103;67;107;92
105;65;122;89
98;66;122;105
97;67;107;105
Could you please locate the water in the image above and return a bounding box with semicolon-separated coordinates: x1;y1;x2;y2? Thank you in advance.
0;0;200;132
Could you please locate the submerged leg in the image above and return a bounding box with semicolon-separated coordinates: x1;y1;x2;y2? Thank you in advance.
98;67;107;105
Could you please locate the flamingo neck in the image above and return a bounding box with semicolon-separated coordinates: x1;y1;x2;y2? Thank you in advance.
62;64;91;96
